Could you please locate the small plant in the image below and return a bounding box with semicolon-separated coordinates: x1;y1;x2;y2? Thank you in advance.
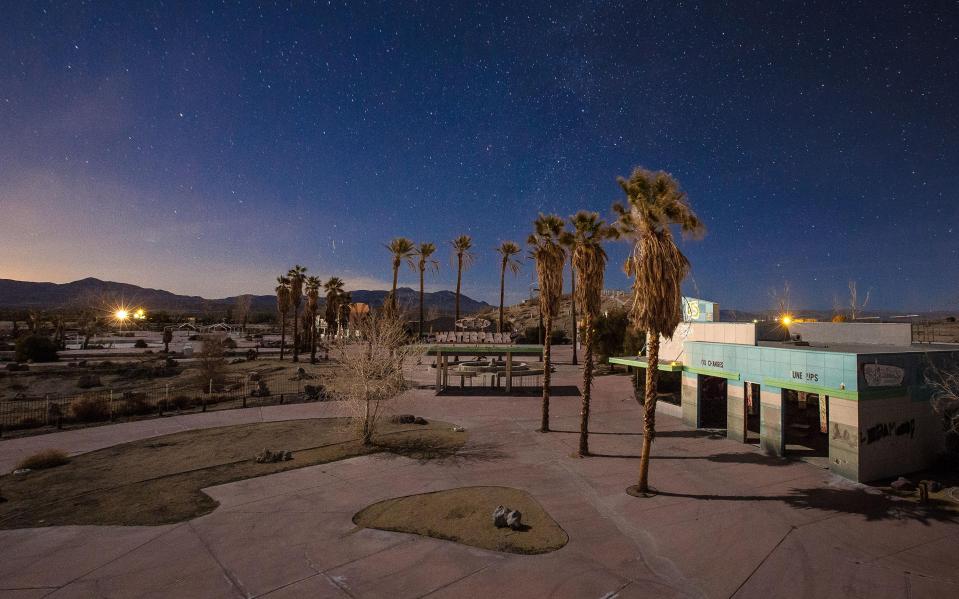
222;337;238;349
17;449;70;470
133;339;149;348
14;335;58;363
70;396;111;422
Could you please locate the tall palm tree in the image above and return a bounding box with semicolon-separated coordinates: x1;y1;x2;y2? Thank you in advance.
527;214;566;433
415;243;439;339
559;233;579;365
615;167;704;494
386;238;416;313
324;277;345;338
305;276;321;363
287;265;307;362
450;235;475;325
275;276;291;360
563;211;617;457
495;241;522;334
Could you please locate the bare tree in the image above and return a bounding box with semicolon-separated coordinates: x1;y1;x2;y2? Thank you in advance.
234;295;253;332
329;310;423;445
848;280;871;321
197;334;227;391
926;359;959;436
769;281;791;319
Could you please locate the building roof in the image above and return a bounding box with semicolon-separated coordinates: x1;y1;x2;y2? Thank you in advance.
755;340;959;355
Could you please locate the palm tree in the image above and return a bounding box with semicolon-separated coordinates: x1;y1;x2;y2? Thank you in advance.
305;276;321;363
386;238;416;313
615;167;704;494
414;243;439;339
495;241;522;334
527;214;566;433
559;233;579;365
563;211;617;456
450;235;475;324
324;277;345;338
275;276;292;360
287;265;307;362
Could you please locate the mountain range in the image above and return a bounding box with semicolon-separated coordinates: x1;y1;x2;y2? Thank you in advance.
0;278;491;315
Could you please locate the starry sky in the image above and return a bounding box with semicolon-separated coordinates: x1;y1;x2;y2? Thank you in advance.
1;1;957;311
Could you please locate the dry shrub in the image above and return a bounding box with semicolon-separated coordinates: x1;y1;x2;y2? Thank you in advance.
330;310;424;445
17;449;70;470
926;359;959;437
197;334;227;391
70;396;110;422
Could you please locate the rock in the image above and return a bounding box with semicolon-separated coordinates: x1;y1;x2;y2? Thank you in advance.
921;480;942;493
413;416;428;425
392;414;416;424
248;371;262;382
12;468;31;475
506;509;523;530
891;476;914;491
452;426;465;432
492;505;509;528
283;450;293;461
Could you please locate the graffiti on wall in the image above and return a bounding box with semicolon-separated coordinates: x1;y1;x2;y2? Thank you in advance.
863;363;905;387
830;422;857;449
860;419;916;445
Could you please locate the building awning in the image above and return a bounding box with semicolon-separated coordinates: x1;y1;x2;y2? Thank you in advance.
608;356;684;372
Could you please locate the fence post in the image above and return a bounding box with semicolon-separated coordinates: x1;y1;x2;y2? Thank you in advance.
203;380;209;412
109;389;114;421
280;393;284;405
45;394;50;426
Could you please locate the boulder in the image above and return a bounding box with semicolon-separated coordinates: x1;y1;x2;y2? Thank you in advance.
392;414;416;424
506;509;523;530
890;476;914;491
413;416;428;425
492;505;509;528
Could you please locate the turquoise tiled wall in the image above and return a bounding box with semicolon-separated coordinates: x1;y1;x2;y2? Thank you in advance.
686;341;858;393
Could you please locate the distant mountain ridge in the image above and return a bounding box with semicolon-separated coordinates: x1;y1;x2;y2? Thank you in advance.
0;278;491;315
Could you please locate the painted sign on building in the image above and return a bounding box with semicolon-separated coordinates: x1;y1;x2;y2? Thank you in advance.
863;363;905;387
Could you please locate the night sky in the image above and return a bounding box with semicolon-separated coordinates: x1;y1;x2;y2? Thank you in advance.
2;1;957;311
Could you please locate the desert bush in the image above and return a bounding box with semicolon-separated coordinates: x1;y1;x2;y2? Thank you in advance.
14;335;58;363
16;449;70;470
169;394;197;411
245;348;258;361
120;391;152;415
70;396;111;422
133;339;148;348
516;326;567;345
304;384;327;401
593;308;646;362
5;362;29;372
77;374;102;389
222;337;237;349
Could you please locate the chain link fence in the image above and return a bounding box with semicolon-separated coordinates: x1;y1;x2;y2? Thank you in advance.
0;372;328;437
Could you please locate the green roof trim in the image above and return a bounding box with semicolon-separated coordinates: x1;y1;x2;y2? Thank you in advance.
763;377;859;401
608;357;684;372
684;365;741;381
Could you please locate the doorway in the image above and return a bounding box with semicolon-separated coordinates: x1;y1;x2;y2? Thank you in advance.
744;382;761;445
782;389;829;459
698;375;728;429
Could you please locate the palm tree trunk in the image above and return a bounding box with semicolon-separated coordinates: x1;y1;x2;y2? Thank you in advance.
540;314;553;432
570;265;578;365
455;256;462;322
279;314;286;360
310;314;317;363
292;304;300;363
578;320;593;456
498;262;506;333
418;267;425;339
637;331;660;492
390;265;399;312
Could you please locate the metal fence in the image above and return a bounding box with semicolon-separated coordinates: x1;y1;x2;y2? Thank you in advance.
0;372;327;437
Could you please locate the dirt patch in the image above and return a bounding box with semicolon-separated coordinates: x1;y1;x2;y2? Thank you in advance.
0;418;466;529
353;486;568;554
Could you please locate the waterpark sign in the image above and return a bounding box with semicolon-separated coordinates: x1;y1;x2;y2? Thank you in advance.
435;331;512;343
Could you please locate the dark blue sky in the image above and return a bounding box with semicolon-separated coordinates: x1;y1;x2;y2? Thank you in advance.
1;1;957;311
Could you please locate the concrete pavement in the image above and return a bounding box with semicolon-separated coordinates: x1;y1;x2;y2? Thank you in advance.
1;346;956;598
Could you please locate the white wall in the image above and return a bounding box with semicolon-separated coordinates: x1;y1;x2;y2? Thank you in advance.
660;322;756;363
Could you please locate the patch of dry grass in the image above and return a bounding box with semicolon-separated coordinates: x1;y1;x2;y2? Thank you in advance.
0;418;466;529
353;486;568;554
16;449;70;470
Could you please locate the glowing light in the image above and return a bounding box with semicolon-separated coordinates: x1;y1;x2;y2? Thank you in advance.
781;315;793;326
114;309;129;321
133;308;146;320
